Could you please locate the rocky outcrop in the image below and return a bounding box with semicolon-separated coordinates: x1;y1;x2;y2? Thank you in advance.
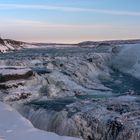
0;66;47;104
0;67;33;82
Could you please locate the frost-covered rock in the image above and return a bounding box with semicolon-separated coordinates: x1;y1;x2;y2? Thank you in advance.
0;66;47;104
0;67;33;82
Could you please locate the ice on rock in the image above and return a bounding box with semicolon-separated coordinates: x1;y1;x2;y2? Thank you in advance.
0;68;33;82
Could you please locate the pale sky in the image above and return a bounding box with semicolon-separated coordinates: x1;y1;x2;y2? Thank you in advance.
0;0;140;43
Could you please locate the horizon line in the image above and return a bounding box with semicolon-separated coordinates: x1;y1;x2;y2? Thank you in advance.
2;37;140;45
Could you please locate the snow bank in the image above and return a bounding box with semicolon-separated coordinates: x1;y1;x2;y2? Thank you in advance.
112;44;140;80
0;102;80;140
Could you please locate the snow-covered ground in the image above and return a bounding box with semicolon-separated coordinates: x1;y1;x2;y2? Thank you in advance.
0;102;80;140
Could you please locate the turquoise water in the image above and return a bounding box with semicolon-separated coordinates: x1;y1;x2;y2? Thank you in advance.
28;70;140;112
101;70;140;95
28;97;77;111
1;48;140;112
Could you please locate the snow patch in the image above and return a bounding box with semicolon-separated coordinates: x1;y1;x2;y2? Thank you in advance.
0;102;81;140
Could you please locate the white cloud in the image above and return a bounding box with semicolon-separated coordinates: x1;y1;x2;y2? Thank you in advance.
0;19;112;29
0;3;140;16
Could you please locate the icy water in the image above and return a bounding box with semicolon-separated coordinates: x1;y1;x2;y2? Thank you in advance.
0;46;111;60
1;48;140;111
101;70;140;95
28;70;140;112
27;69;140;112
28;97;77;112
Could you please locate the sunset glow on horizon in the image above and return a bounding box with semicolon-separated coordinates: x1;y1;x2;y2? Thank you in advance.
0;0;140;43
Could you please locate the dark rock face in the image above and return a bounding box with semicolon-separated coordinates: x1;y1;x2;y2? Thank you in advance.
7;92;32;102
0;70;33;83
0;37;5;46
4;39;24;46
0;82;24;90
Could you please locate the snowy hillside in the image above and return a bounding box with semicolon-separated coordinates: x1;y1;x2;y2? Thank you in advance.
0;38;38;53
1;37;140;53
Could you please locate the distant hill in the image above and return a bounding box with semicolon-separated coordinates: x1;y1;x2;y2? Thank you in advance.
0;37;38;53
78;39;140;47
0;37;140;53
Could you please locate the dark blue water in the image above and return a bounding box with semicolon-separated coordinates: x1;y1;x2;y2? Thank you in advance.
32;67;51;75
101;70;140;95
28;97;77;111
